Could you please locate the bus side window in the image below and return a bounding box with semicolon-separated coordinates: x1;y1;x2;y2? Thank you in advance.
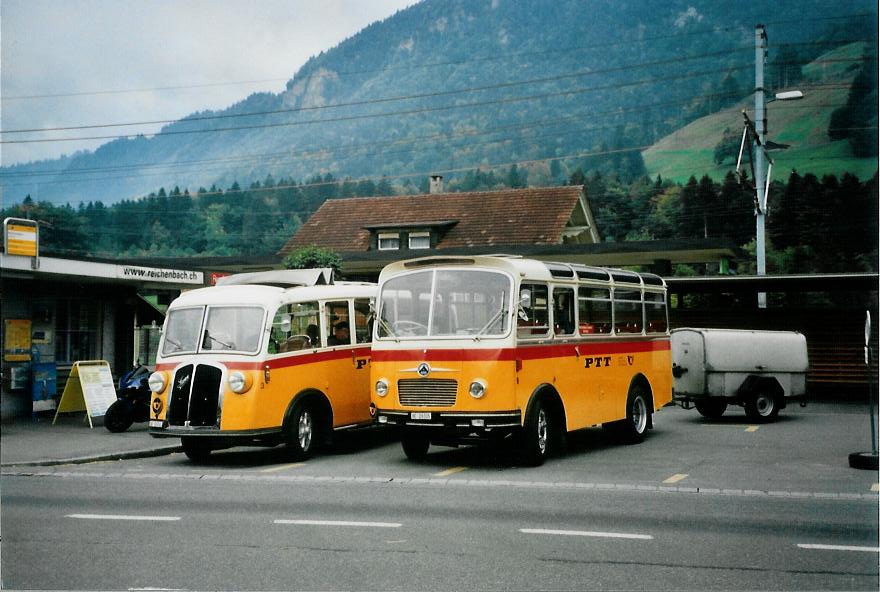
270;302;320;353
578;287;612;335
552;287;576;336
645;292;668;333
614;289;643;334
354;299;373;344
517;284;549;339
326;301;351;346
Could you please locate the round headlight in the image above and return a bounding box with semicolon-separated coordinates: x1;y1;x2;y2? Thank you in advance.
375;379;389;397
468;379;487;399
148;371;167;393
228;371;252;394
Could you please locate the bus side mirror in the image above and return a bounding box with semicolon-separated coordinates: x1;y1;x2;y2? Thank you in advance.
280;315;292;334
518;291;531;321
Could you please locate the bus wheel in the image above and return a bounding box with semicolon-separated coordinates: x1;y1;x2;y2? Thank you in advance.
519;397;550;466
694;399;727;420
401;430;430;461
619;385;650;444
744;391;780;423
286;403;316;460
181;437;212;462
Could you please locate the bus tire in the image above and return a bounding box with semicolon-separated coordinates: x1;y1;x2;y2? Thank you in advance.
285;402;317;460
519;396;551;467
744;391;780;423
181;437;212;462
619;384;650;444
401;430;430;461
695;399;727;420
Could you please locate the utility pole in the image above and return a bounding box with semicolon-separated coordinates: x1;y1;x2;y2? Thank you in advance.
754;24;769;309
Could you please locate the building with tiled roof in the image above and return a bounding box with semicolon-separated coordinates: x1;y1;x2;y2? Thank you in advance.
279;184;600;261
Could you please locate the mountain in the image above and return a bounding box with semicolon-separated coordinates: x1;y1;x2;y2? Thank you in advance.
1;0;876;206
644;41;878;183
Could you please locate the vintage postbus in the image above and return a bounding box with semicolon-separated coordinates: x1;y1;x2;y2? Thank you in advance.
148;270;376;461
370;256;672;465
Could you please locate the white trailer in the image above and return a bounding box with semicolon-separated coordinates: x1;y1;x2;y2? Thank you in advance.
671;328;808;422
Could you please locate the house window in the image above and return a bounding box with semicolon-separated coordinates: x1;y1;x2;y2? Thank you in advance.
408;232;430;250
378;233;400;251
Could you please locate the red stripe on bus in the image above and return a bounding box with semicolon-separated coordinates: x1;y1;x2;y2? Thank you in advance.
155;347;371;372
370;339;670;362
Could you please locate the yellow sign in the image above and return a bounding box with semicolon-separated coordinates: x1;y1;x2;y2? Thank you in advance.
54;361;118;428
4;218;38;257
4;319;32;362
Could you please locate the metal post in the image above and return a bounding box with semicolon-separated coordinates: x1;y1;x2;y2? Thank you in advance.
754;25;768;309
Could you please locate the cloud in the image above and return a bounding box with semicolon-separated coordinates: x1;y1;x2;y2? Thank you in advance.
0;0;418;166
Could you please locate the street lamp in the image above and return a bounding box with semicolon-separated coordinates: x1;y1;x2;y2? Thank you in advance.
749;24;804;309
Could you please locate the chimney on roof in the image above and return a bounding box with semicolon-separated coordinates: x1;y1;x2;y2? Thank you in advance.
429;174;444;194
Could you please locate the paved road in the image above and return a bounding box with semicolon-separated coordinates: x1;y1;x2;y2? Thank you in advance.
3;403;878;590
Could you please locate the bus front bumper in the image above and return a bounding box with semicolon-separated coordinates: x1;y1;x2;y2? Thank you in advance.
374;409;522;439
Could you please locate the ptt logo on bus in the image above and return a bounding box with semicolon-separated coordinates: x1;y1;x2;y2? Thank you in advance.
147;269;376;462
370;255;672;466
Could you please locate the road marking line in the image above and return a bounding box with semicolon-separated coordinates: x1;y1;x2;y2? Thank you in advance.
662;473;688;484
260;463;305;473
702;424;759;431
871;483;879;492
520;528;652;540
434;466;468;477
274;519;401;528
798;543;880;553
67;514;180;521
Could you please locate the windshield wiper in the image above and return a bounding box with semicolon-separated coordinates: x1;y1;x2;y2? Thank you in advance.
476;292;507;337
377;315;396;338
204;330;234;349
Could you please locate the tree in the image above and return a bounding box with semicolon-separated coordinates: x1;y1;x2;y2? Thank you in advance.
283;245;341;273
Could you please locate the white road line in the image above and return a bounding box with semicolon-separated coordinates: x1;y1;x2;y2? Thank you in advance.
520;528;653;540
797;543;880;553
67;514;180;521
663;473;688;484
260;463;305;473
274;519;402;528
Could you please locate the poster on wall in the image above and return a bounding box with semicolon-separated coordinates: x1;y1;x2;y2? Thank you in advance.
53;360;118;428
4;319;32;362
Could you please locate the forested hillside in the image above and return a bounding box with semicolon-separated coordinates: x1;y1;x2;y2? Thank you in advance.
1;0;875;206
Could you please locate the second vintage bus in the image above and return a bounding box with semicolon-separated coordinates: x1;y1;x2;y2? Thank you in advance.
370;255;672;465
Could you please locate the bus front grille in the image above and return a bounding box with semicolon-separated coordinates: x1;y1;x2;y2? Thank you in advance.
398;379;457;407
167;364;222;427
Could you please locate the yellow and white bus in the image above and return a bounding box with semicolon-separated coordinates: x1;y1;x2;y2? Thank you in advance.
148;270;376;461
370;256;672;465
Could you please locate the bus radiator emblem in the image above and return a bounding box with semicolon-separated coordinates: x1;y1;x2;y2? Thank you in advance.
417;363;431;377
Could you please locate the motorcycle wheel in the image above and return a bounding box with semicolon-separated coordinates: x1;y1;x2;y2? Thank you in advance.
105;400;135;433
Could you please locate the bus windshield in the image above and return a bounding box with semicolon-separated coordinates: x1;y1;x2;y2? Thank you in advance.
162;305;265;356
377;269;511;338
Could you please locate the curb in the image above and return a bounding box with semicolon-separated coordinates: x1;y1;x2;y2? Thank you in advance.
0;445;182;468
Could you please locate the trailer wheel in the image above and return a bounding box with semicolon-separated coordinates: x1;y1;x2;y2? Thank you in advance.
744;391;780;422
694;399;727;420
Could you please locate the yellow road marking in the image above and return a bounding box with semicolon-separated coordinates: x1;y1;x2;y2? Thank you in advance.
663;473;689;484
702;424;759;432
260;462;305;473
871;483;879;492
434;466;468;477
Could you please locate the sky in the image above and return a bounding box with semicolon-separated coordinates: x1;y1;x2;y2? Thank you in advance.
0;0;419;167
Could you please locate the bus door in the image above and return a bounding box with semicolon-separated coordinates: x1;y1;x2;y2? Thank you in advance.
323;299;372;426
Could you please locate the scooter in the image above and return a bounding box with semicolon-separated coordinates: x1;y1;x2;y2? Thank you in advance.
104;364;152;433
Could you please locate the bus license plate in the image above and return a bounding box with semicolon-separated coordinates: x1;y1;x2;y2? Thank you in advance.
410;412;432;420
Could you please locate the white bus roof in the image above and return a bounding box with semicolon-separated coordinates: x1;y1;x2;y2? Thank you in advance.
169;282;376;310
378;255;665;288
